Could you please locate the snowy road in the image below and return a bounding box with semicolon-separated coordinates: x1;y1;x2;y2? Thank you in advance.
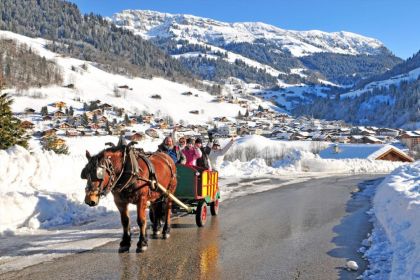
1;175;383;280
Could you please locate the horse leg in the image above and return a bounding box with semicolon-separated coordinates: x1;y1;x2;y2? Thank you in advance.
116;202;131;253
136;196;148;253
162;198;172;239
151;200;163;238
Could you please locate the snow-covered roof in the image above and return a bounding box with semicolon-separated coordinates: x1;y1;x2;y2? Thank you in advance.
319;144;409;160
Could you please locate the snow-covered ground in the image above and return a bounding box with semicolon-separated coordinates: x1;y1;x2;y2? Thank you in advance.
361;162;420;280
0;30;251;124
0;133;408;273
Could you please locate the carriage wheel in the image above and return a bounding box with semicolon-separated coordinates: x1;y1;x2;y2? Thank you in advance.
210;199;219;216
195;201;207;227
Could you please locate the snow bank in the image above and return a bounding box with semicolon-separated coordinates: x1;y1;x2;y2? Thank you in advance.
221;136;403;178
362;162;420;279
0;135;405;235
0;146;114;234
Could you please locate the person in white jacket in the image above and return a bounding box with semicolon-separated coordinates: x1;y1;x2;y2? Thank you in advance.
208;137;235;171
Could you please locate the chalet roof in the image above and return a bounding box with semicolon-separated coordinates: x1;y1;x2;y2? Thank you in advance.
319;144;411;161
402;131;420;137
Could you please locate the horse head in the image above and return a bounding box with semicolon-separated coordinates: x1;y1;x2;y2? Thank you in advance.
81;147;124;207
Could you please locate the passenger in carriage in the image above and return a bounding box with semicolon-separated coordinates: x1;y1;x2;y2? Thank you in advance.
195;138;212;171
182;138;202;167
208;136;235;172
157;136;186;164
171;127;186;151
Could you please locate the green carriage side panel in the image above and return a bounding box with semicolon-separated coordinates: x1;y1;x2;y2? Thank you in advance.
175;164;197;200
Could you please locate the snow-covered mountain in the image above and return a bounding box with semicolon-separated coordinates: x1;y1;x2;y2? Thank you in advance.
293;51;420;129
110;10;401;88
111;10;384;57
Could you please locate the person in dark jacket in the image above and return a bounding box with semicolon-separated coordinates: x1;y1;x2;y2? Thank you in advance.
195;138;211;170
157;136;186;164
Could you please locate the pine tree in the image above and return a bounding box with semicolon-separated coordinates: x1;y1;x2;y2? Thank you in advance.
0;91;29;149
92;113;98;124
124;114;130;125
40;106;48;116
81;113;89;126
68;106;74;116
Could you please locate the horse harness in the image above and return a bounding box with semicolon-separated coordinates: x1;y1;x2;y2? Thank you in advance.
93;146;176;197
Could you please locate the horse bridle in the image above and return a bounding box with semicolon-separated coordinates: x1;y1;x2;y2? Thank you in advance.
85;148;130;196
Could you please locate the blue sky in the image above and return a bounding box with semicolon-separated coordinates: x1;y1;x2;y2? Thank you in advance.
69;0;419;59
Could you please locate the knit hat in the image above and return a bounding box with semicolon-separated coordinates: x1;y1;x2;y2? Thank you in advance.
213;139;220;146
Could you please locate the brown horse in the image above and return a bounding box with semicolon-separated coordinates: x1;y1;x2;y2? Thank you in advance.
81;141;177;253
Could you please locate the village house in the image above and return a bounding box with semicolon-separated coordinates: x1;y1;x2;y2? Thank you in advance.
42;128;58;137
320;144;413;162
53;101;67;109
59;122;73;130
65;129;80;137
20;120;35;129
24;108;36;115
400;131;420;150
100;103;113;111
218;125;237;137
53;110;66;119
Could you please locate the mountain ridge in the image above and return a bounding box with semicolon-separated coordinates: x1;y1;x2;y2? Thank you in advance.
111;9;386;57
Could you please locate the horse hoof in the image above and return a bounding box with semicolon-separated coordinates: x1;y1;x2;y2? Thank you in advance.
136;246;148;253
118;246;130;253
163;233;170;239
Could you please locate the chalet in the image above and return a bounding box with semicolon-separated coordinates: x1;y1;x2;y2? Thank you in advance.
237;126;251;136
65;129;80;137
99;116;108;123
100;103;113;111
362;136;384;144
53;101;66;109
59;122;72;129
145;128;160;138
89;109;103;116
142;115;153;124
400;131;420;150
312;133;332;142
350;135;364;144
159;122;169;129
53;110;66;119
331;135;350;143
42;128;57;137
20;120;35;129
118;85;132;90
351;126;375;136
377;128;399;137
89;123;100;130
95;130;109;136
129;118;137;126
50;138;67;150
320;144;414;162
126;132;144;141
291;131;310;140
24;108;36;115
218;125;237;137
42;115;53;121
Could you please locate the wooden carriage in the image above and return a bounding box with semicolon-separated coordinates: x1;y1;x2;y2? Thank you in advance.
173;164;220;227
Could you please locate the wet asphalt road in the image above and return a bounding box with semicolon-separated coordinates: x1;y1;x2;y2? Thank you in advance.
1;175;383;280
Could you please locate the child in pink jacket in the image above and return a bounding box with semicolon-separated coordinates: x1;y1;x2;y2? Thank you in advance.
182;138;202;167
